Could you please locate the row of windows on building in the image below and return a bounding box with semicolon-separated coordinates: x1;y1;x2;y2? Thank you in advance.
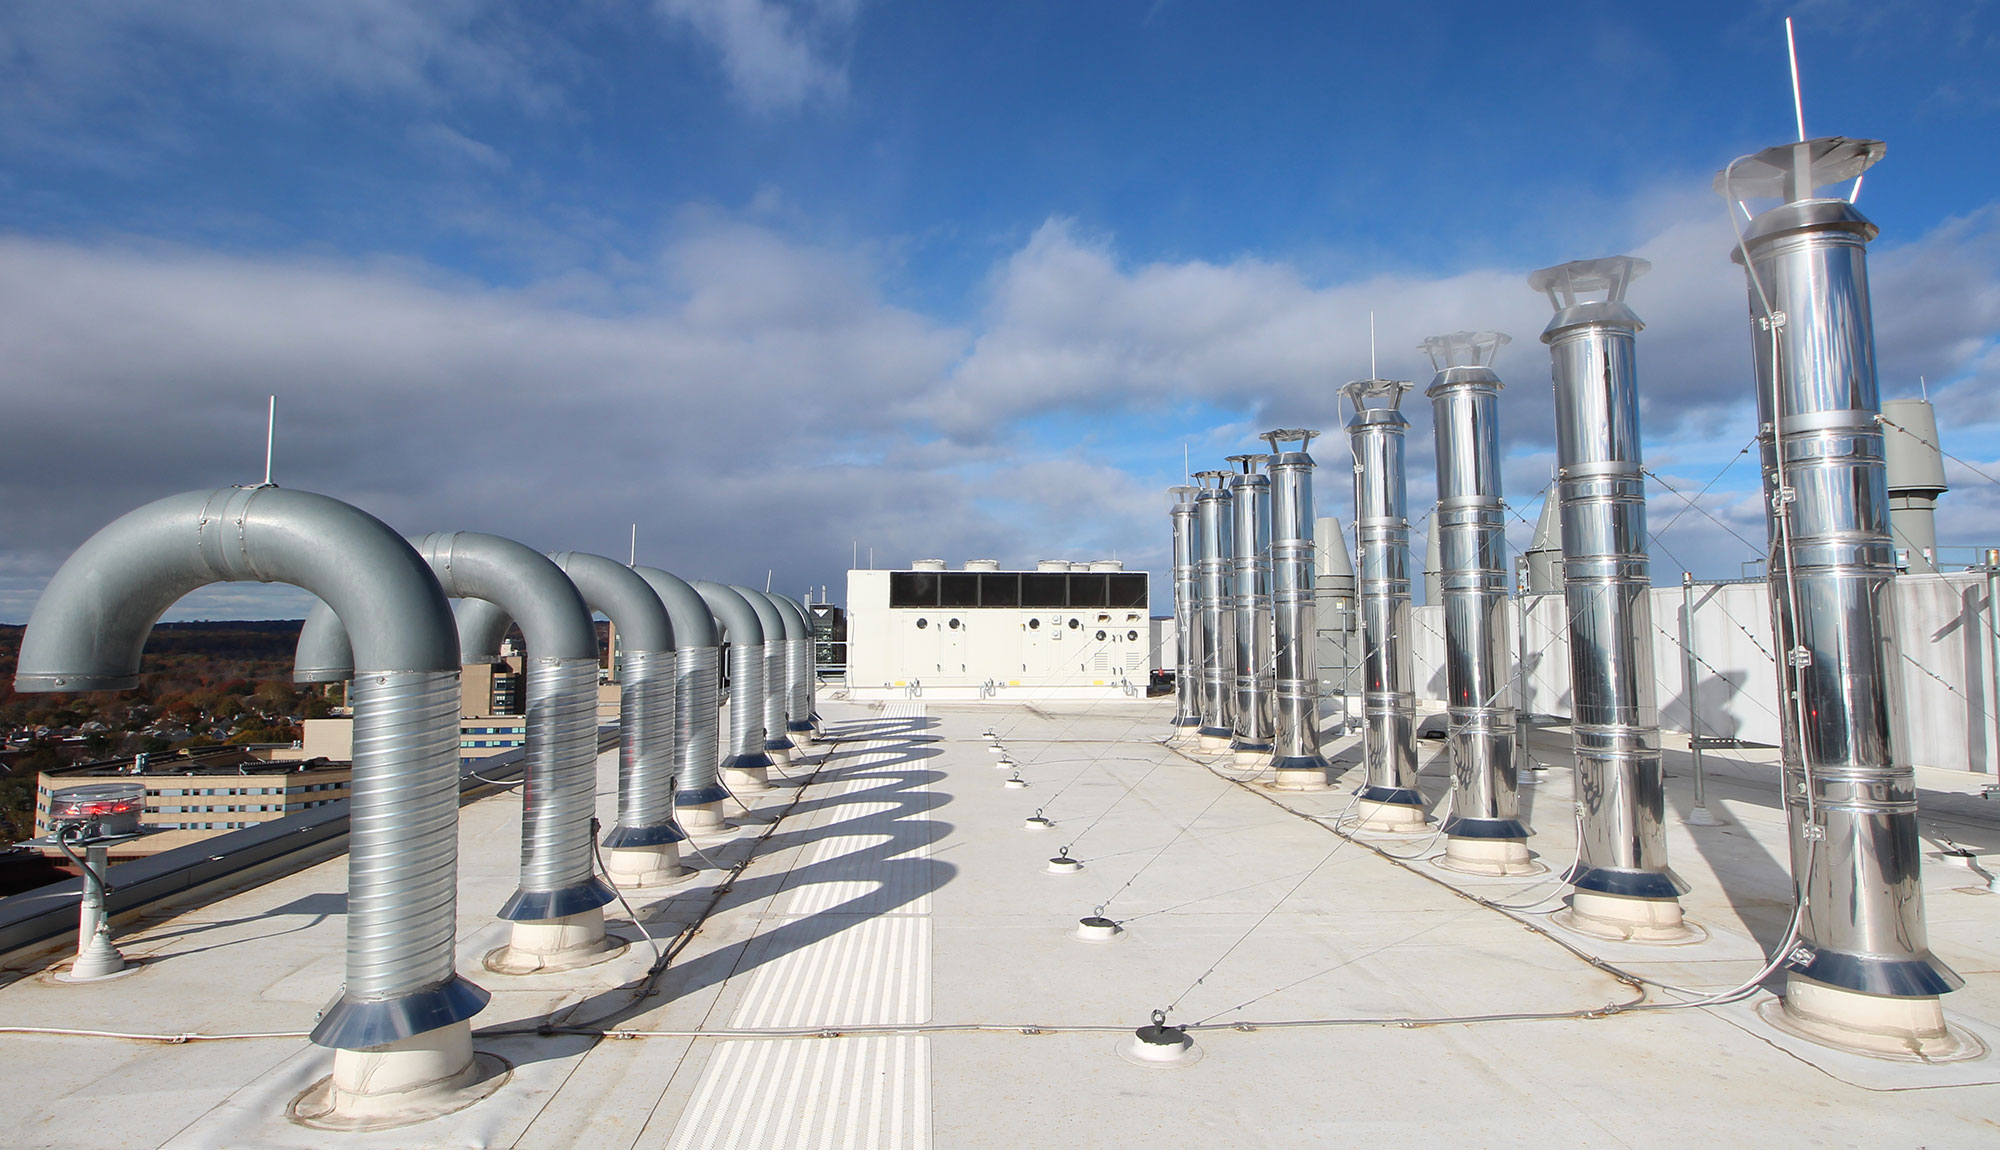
889;571;1150;610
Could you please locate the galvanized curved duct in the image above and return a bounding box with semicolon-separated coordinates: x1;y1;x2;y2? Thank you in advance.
633;567;726;808
298;532;615;923
766;593;818;742
732;586;794;756
692;582;773;773
549;552;680;850
13;486;485;1052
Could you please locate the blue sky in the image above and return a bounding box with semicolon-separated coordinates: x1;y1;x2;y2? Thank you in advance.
2;0;1996;620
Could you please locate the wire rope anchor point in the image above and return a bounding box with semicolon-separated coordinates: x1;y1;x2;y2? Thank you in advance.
1121;1009;1199;1067
1046;846;1084;875
1072;908;1123;943
1004;771;1030;790
1023;809;1056;832
1682;804;1727;827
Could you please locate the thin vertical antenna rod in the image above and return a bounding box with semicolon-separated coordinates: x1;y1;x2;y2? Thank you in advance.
629;524;637;566
1369;311;1378;379
1786;17;1806;142
262;395;276;486
766;569;773;593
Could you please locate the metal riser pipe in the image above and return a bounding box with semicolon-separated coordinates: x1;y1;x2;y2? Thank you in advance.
1170;489;1202;735
1344;381;1422;817
1534;257;1686;916
1427;340;1528;852
1733;185;1959;1002
1267;437;1328;784
1193;475;1236;744
1229;456;1276;755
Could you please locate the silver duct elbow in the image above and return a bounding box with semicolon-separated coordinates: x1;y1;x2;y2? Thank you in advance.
693;582;774;783
1723;137;1960;1023
1192;471;1237;748
633;567;726;813
765;593;818;743
1344;378;1424;827
1262;431;1331;788
1532;257;1687;928
548;552;681;852
1169;486;1202;737
734;587;795;760
1425;332;1533;870
12;486;484;1052
1227;453;1276;763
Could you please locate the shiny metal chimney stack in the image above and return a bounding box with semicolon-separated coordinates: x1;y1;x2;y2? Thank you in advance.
1227;454;1276;766
1343;378;1426;830
1169;485;1203;740
1263;430;1331;788
1193;471;1237;749
1720;137;1963;1054
1425;332;1533;872
1531;256;1689;937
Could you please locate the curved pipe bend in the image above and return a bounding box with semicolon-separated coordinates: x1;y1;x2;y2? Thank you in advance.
635;567;727;807
734;587;794;752
12;486;483;1051
549;551;681;849
693;581;772;770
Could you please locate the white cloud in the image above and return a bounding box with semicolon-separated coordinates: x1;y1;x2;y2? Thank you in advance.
2;192;1995;620
653;0;858;114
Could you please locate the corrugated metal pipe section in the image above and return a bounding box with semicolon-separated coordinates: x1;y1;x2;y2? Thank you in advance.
11;486;486;1060
765;592;819;744
549;551;687;888
1262;429;1331;789
693;581;775;791
1192;470;1237;747
634;567;727;825
734;586;796;764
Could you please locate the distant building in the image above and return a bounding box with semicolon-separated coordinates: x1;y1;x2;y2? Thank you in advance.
31;745;351;860
846;559;1151;702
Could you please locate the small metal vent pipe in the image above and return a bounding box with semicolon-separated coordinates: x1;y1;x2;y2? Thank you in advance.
767;593;820;745
1192;470;1237;749
1227;453;1276;765
1312;516;1358;734
732;586;796;768
299;532;619;965
549;551;686;889
1881;397;1948;574
694;582;775;792
1343;378;1426;830
1721;137;1962;1048
12;487;486;1100
1263;431;1331;788
1425;332;1534;872
1169;485;1202;739
1532;256;1689;936
634;567;728;830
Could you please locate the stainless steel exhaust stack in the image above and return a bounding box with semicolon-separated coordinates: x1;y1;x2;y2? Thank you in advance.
733;586;796;769
1169;485;1203;740
1531;256;1690;937
633;567;728;830
1720;137;1963;1052
1525;495;1563;594
1343;378;1426;831
1227;453;1276;766
14;487;487;1111
1263;430;1331;788
549;551;686;889
301;532;620;966
1425;332;1534;873
1881;397;1948;574
693;582;775;793
1193;470;1237;750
